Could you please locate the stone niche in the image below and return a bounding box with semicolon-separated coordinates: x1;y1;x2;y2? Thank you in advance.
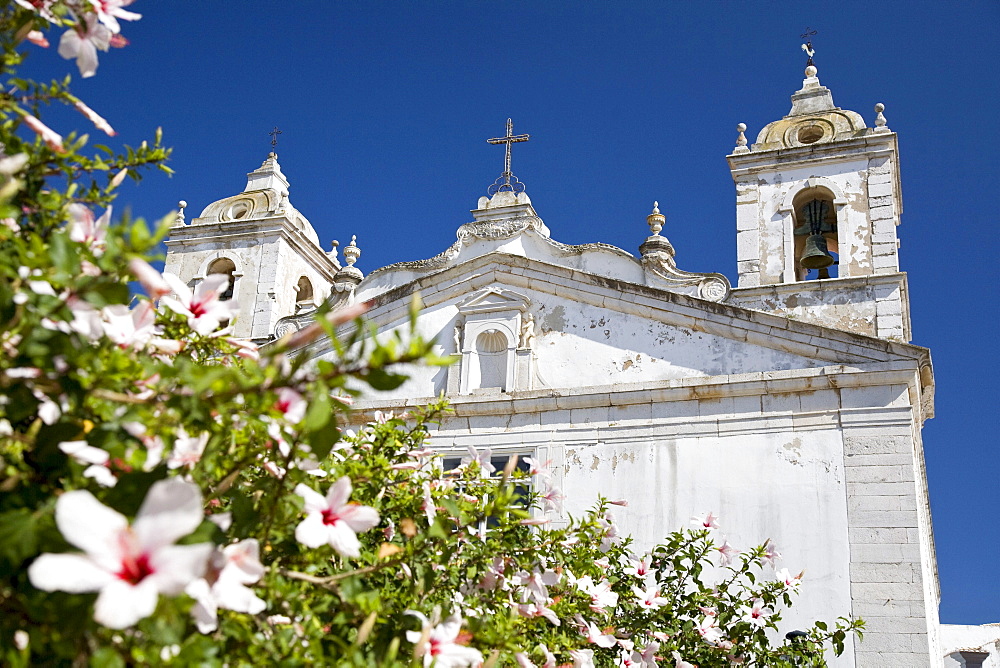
449;288;533;395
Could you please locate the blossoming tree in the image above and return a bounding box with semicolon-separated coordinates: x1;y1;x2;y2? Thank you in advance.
0;2;862;666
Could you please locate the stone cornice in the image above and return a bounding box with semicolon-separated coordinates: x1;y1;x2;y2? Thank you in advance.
165;218;340;282
330;252;930;365
352;361;929;423
727;132;898;175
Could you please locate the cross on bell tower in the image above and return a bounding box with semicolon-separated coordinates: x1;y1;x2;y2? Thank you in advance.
486;118;530;195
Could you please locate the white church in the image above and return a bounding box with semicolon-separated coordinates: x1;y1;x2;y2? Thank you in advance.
164;60;998;666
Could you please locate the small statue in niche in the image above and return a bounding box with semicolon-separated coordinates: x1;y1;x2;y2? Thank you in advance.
519;313;536;350
453;321;464;354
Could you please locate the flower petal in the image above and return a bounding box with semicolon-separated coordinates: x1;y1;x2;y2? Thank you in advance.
294;513;329;548
340;504;380;533
133;478;204;550
326;476;352;510
149;543;213;595
327;520;362;558
294;483;328;514
93;578;159;629
55;490;128;561
161;272;193;304
28;553;114;592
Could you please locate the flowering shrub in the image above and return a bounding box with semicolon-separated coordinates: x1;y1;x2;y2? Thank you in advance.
0;2;862;666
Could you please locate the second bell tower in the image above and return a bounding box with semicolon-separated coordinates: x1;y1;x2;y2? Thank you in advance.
727;58;909;342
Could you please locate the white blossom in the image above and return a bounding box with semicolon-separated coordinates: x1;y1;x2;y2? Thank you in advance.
27;479;212;629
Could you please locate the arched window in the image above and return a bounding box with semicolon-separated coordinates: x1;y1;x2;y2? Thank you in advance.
791;188;839;281
295;276;314;309
207;257;236;301
476;329;508;390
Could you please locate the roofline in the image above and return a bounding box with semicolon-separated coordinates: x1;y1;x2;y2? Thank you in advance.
330;250;930;365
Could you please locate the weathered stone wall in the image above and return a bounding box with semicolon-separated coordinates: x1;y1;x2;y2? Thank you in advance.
730;273;911;342
164;221;336;341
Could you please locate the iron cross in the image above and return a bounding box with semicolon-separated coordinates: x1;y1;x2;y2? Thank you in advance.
487;119;530;188
269;126;282;149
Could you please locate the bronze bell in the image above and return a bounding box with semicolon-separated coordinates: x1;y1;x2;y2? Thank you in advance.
800;234;835;269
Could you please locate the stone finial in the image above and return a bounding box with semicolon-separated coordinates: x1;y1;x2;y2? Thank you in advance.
176;200;187;226
343;235;360;267
873;102;889;133
734;123;750;154
805;64;818;78
329;239;340;260
334;235;363;285
647;201;665;236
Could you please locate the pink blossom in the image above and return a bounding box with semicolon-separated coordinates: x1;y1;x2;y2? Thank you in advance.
696;616;724;644
716;538;738;566
187;539;266;633
66;295;104;341
405;611;484;668
225;337;258;361
582;621;617;648
14;0;57;22
21;113;63;152
513;567;559;604
58;16;112;78
73;99;116;136
67;203;110;250
632;584;668;610
576;575;619;613
294;477;379;557
128;258;171;299
522;456;552;477
161;273;238;335
570;649;596;668
461;444;495;475
167;428;208;469
25;30;48;47
58;440;116;487
691;512;720;530
89;0;141;34
101;302;157;349
672;651;696;668
421;481;436;526
623;554;652;578
538;480;565;514
515;653;535;668
631;641;659;668
516;601;560;626
775;567;803;592
27;479;212;629
743;598;772;627
598;513;620;552
519;518;550;526
760;539;782;568
274;387;307;424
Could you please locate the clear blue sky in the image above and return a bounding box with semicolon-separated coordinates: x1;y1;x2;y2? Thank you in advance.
23;1;998;624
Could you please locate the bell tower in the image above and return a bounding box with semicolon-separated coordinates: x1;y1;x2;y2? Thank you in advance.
727;55;910;342
164;153;348;343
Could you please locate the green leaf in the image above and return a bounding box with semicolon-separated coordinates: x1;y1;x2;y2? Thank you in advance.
364;367;408;391
302;389;331;433
0;509;38;574
89;648;125;668
48;232;80;275
308;423;340;461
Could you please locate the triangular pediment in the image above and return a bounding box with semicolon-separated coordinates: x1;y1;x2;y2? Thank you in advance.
456;288;529;315
311;252;930;402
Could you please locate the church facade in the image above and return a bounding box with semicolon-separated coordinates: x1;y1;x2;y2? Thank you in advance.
165;63;943;666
